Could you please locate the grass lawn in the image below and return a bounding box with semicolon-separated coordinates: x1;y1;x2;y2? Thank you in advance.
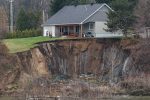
3;36;62;53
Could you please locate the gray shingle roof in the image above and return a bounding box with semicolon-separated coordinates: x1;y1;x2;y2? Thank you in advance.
84;7;109;23
43;4;107;26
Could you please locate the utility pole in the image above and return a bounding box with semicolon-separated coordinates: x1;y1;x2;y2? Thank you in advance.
43;10;45;23
9;0;14;33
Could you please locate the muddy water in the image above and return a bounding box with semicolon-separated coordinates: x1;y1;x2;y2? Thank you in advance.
112;96;150;100
1;96;150;100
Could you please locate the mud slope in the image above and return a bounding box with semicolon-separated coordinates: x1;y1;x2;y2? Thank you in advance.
17;38;149;82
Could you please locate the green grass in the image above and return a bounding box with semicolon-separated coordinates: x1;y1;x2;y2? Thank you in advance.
3;36;62;53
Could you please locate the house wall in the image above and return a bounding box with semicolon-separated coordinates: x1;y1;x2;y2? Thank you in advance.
82;5;123;37
43;26;56;37
43;22;123;38
138;28;150;38
55;26;60;37
95;21;123;37
95;21;110;34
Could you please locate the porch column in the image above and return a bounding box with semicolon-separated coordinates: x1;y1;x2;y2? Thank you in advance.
68;26;69;36
74;25;76;36
148;28;150;38
60;26;62;36
80;24;83;38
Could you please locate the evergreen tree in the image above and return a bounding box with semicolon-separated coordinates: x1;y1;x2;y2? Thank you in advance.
50;0;93;15
95;0;112;4
106;0;136;36
28;11;41;29
79;0;88;4
50;0;68;15
16;8;41;31
16;8;29;31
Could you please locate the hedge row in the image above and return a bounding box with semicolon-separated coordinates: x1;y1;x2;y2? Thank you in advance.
6;28;42;39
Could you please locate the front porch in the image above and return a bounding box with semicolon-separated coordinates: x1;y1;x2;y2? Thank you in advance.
56;24;84;37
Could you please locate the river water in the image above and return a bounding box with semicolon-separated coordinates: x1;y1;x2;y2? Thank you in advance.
112;96;150;100
1;96;150;100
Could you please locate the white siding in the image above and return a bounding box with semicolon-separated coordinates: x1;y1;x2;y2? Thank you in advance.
55;27;60;37
95;22;123;37
43;26;56;37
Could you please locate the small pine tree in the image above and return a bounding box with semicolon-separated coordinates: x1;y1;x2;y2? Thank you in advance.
50;0;67;15
106;0;136;36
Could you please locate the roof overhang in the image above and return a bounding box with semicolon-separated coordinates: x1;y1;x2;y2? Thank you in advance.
42;23;83;27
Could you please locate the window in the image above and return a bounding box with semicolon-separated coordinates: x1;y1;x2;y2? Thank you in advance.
76;26;79;33
89;23;94;30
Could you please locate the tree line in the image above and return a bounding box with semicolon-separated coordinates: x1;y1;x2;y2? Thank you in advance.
16;8;41;31
50;0;113;15
8;0;150;37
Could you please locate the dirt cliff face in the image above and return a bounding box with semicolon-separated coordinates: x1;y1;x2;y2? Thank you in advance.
16;39;134;83
17;48;49;77
1;38;150;96
0;43;20;94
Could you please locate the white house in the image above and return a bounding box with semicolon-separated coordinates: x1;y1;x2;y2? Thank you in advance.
42;3;123;38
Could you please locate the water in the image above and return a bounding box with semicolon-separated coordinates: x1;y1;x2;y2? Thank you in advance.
1;96;150;100
113;96;150;100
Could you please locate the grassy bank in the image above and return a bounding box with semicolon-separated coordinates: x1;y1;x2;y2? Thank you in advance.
2;36;128;54
3;36;61;53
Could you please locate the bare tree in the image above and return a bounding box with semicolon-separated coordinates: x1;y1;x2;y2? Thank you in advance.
134;0;150;32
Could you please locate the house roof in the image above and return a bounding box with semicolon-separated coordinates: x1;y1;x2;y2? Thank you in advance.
43;3;112;26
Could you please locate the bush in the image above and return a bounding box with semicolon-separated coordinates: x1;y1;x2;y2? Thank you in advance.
0;42;9;55
119;73;150;96
6;28;42;39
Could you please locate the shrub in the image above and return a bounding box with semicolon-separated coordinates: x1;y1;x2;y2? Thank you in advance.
0;42;9;55
6;28;42;39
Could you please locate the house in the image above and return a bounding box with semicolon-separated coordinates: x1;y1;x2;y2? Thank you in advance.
42;3;123;38
137;27;150;38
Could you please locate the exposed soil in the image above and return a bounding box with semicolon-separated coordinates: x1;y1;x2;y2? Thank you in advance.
0;38;150;98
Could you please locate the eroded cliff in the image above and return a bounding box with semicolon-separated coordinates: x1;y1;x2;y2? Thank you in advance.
0;38;150;97
17;39;128;81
